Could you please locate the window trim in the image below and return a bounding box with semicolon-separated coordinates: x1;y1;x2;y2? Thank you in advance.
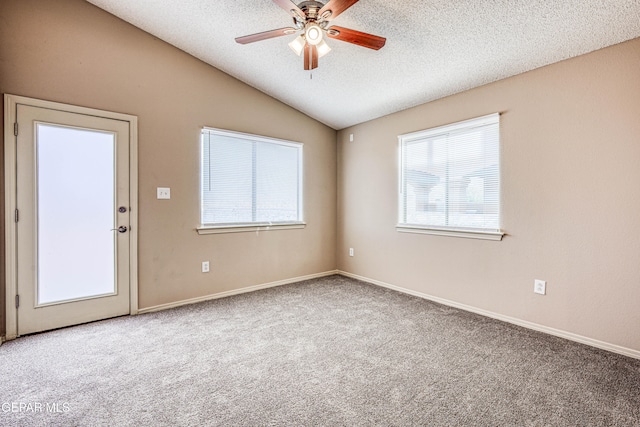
199;127;304;233
196;222;306;235
397;113;504;241
395;225;504;241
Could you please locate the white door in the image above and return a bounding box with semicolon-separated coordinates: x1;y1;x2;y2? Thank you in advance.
14;103;132;335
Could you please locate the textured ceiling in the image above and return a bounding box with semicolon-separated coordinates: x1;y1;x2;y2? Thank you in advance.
85;0;640;130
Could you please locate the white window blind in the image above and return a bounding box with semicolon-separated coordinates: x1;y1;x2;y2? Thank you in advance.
398;113;501;237
201;128;303;227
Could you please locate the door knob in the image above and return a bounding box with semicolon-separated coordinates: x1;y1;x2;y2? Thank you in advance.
111;226;128;233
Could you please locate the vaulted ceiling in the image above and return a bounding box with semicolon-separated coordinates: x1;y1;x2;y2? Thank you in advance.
85;0;640;130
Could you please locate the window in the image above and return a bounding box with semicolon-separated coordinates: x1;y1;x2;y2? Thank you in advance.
398;113;503;240
199;128;303;234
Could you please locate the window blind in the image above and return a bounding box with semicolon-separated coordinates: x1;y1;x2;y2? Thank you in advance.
398;113;500;233
201;128;302;226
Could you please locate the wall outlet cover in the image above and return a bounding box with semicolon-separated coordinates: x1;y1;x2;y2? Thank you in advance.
534;279;546;295
157;187;171;199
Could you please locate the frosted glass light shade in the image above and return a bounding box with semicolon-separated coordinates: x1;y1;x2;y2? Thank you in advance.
317;40;331;58
305;24;323;45
288;35;305;56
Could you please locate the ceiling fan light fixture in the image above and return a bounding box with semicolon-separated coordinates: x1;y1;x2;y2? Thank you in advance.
288;35;305;56
305;23;323;45
235;0;386;71
316;39;331;58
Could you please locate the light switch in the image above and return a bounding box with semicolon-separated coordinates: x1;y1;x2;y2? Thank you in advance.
157;187;170;199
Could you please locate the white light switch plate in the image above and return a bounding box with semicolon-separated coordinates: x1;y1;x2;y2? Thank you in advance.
157;187;170;199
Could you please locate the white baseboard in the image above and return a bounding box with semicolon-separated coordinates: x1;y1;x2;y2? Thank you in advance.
138;270;339;314
338;270;640;360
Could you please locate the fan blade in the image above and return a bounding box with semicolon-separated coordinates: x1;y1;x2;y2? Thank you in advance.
326;26;386;50
318;0;359;21
235;27;297;44
272;0;306;21
304;44;318;70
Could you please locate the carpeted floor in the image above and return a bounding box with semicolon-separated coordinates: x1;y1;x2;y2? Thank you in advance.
1;275;639;426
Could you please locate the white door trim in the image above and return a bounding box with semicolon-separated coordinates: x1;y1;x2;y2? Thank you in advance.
3;94;139;341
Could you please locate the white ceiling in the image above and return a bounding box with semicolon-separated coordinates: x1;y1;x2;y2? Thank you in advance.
85;0;640;130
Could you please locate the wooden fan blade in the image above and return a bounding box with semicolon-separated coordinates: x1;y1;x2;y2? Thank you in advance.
235;27;297;44
318;0;359;21
304;44;318;70
326;26;386;50
272;0;306;20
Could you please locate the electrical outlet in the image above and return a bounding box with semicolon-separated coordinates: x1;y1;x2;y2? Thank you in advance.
534;279;546;295
202;261;210;273
157;187;171;199
349;248;354;257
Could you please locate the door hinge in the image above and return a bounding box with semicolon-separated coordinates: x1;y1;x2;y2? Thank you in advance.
14;122;18;136
15;209;19;223
15;295;19;309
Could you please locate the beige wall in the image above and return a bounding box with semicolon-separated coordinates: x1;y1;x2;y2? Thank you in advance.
337;37;640;353
0;0;337;334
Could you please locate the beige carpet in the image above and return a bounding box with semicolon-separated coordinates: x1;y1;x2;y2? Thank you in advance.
1;275;639;426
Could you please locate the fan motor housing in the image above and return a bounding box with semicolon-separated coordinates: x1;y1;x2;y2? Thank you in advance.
297;1;325;21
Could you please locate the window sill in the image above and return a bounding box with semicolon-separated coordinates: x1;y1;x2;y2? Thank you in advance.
396;225;504;241
197;222;306;235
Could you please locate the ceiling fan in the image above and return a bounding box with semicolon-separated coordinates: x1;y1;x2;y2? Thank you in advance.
235;0;386;70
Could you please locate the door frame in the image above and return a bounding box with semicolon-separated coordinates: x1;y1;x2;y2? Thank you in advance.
3;94;139;341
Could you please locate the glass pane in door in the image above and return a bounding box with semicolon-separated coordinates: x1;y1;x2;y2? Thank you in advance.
36;124;116;305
